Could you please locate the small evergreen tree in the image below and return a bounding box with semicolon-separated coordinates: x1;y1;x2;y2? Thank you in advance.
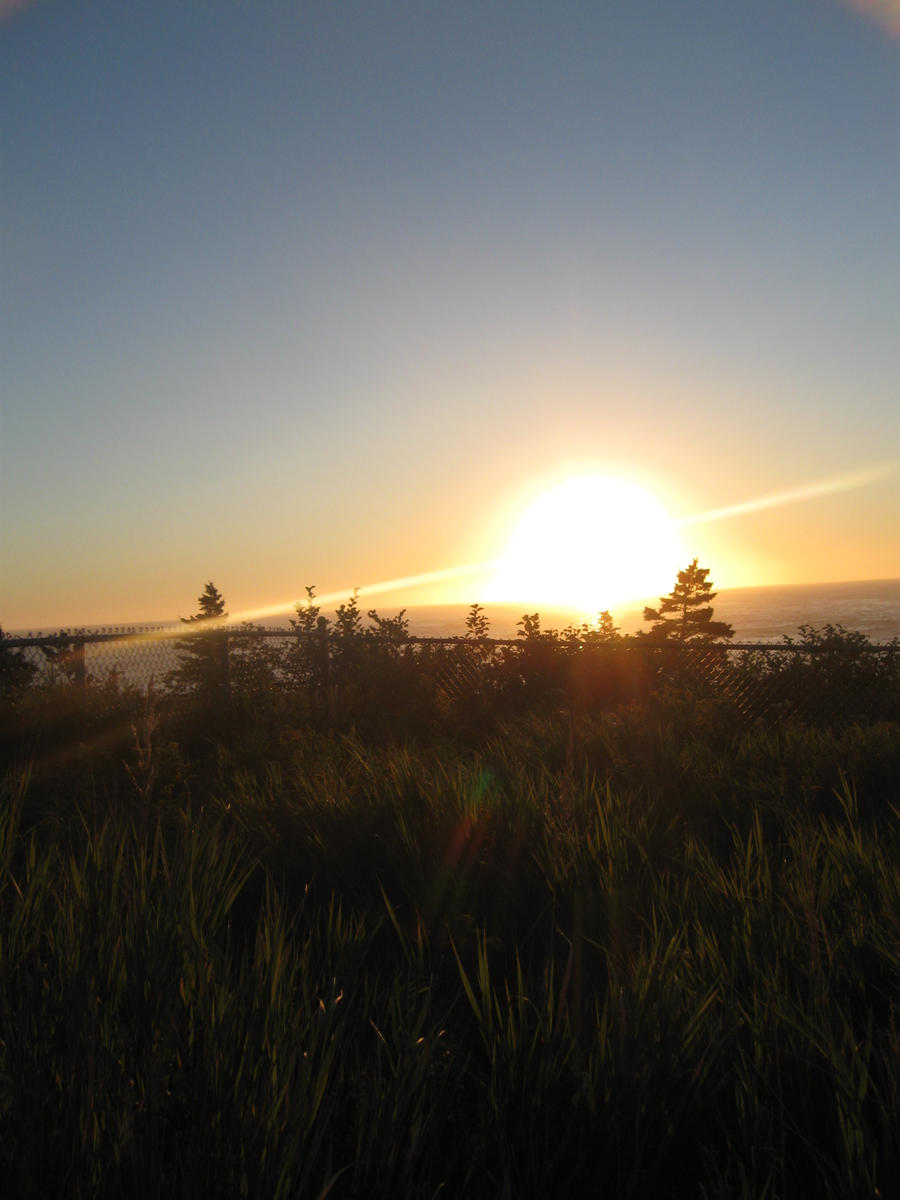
187;581;227;622
170;582;230;702
641;560;734;643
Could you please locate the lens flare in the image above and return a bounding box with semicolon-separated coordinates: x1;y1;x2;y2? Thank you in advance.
232;562;499;625
676;462;898;528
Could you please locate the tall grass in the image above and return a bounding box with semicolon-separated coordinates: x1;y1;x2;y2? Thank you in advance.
0;700;898;1197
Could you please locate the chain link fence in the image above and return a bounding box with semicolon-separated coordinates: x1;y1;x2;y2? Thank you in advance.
3;625;898;727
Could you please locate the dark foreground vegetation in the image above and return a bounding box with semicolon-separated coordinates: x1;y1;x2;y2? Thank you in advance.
1;579;898;1198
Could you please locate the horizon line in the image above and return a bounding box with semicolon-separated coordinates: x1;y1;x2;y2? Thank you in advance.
7;574;900;637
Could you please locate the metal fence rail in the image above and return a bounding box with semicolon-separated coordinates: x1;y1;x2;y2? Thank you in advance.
3;626;898;727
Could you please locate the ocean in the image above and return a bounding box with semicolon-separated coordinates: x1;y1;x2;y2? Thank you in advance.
395;578;900;643
12;579;900;644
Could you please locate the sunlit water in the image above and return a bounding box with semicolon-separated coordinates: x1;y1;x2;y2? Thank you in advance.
402;579;900;642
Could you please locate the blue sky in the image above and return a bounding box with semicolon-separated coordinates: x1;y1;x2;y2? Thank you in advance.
2;0;898;627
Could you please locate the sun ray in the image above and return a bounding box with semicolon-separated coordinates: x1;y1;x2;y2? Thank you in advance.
676;462;899;528
234;562;501;624
128;561;499;641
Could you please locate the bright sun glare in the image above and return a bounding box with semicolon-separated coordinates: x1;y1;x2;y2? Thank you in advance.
487;476;685;615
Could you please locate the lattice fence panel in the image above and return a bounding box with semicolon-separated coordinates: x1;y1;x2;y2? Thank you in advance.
4;630;897;727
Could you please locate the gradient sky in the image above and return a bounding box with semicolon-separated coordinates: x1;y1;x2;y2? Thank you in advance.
2;0;898;628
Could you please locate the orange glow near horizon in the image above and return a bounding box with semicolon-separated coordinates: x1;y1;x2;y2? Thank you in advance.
6;462;895;633
133;463;900;633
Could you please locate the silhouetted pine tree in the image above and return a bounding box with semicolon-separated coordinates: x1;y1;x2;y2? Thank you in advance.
641;560;734;643
170;582;230;704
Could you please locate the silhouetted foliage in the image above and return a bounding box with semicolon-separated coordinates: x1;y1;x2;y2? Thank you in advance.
494;610;647;715
585;610;620;644
496;612;569;709
7;575;898;741
0;627;38;696
329;589;363;688
735;623;900;725
465;603;490;640
366;607;410;645
290;585;322;636
287;586;326;690
641;559;735;643
36;631;86;686
560;613;655;711
169;582;229;706
228;622;283;706
288;591;429;735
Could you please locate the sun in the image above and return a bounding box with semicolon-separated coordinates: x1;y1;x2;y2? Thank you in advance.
486;475;685;615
